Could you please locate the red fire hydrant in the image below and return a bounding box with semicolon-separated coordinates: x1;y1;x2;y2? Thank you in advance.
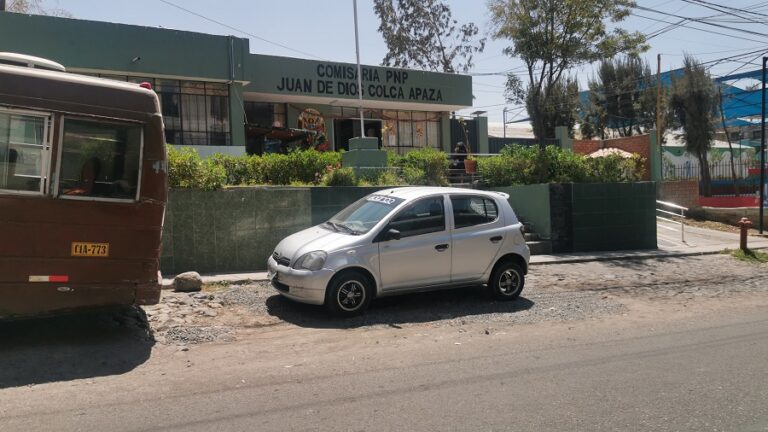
737;217;752;251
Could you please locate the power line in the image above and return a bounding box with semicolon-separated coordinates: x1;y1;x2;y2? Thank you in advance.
156;0;327;61
635;5;768;40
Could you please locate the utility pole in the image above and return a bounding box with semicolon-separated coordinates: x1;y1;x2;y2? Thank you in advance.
760;57;766;234
503;107;507;139
656;53;663;180
353;0;365;138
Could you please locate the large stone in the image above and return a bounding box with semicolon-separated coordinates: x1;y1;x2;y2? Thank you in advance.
174;271;203;292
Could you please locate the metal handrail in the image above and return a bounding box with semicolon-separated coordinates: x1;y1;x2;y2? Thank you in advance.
656;200;688;243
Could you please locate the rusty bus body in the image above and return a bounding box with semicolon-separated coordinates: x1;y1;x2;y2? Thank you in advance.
0;63;167;318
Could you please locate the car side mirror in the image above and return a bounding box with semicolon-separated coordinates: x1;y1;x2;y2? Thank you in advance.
386;228;401;241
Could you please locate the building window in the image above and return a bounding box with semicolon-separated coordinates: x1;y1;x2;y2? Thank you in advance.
244;102;286;128
57;118;142;201
87;75;230;146
380;110;441;154
0;109;49;194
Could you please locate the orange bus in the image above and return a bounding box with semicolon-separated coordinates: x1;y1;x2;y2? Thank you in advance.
0;54;167;318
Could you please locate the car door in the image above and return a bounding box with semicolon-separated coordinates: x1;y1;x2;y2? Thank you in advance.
377;195;452;291
449;195;505;282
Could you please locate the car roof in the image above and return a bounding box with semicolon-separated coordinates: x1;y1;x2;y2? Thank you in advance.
374;187;509;201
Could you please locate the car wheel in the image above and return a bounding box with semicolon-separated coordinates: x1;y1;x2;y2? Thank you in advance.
325;270;373;317
489;260;525;300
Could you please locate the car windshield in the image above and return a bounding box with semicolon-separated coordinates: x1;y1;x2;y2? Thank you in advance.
326;194;404;235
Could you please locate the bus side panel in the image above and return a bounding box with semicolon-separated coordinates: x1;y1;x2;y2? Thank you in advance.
0;197;164;317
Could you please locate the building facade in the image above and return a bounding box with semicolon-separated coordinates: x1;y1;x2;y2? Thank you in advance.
0;12;483;156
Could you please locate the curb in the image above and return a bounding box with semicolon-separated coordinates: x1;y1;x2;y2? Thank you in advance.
169;245;768;285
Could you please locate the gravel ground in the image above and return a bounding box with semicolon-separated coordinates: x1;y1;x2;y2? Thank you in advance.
142;254;768;344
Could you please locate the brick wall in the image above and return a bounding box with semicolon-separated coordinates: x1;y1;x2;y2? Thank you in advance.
572;135;652;180
658;180;699;209
572;140;602;155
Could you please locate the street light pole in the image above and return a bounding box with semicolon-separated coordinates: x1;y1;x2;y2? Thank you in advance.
503;107;507;139
353;0;365;138
760;57;766;233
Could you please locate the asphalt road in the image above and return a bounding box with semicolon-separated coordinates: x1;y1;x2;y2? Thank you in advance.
1;295;767;431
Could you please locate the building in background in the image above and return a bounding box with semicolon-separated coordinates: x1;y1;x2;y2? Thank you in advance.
0;12;485;157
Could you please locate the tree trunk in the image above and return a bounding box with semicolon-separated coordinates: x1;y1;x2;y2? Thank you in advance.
698;152;712;197
718;87;740;197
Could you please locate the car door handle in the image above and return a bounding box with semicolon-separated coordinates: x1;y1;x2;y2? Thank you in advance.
435;244;449;251
490;236;503;243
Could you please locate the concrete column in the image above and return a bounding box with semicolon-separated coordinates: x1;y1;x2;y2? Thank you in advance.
476;116;489;154
555;126;572;150
440;112;451;152
648;129;662;182
228;83;246;149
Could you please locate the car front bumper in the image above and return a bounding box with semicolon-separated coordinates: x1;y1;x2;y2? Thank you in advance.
266;256;334;305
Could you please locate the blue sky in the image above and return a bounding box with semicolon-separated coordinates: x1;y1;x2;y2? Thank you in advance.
38;0;768;123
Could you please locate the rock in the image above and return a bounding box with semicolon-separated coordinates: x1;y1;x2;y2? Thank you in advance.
204;310;218;318
174;272;203;292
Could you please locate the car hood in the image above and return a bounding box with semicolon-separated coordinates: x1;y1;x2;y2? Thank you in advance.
274;225;362;263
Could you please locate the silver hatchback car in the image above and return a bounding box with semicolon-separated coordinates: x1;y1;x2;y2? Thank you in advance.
267;187;530;316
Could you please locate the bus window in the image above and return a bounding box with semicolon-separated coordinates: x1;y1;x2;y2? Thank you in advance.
58;119;143;200
0;110;46;193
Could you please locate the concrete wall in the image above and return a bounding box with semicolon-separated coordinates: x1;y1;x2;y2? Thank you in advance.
162;186;387;274
571;182;657;252
491;184;551;239
161;183;659;275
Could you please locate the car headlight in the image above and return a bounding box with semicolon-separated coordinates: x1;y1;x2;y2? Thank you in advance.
292;251;327;271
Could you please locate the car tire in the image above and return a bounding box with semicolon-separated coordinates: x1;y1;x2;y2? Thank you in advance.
489;260;525;301
325;270;373;317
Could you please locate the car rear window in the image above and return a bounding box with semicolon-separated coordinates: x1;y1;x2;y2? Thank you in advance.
451;196;498;228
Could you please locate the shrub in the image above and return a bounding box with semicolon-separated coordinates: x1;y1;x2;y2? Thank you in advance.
376;169;405;186
166;146;226;190
388;148;448;186
322;167;358;186
209;153;257;185
477;145;645;187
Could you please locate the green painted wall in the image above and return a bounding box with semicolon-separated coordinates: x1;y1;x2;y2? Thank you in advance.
245;54;472;107
162;186;388;274
571;182;657;252
491;184;551;239
0;13;473;150
0;12;246;81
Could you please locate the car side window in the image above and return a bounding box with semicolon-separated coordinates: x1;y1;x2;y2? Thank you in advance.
388;196;445;238
451;196;499;229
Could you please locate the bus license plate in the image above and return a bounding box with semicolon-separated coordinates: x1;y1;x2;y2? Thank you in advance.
71;242;110;257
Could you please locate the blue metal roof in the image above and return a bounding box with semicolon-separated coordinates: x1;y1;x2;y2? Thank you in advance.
580;68;767;125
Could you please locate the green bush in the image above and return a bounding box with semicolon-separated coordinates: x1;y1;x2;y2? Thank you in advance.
388;148;448;186
167;146;226;190
322;167;358;186
478;145;644;187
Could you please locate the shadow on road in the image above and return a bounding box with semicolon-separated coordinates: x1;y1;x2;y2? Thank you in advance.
265;285;534;329
0;306;154;389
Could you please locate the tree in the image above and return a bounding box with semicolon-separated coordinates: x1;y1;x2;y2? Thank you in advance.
489;0;647;142
6;0;72;17
581;55;657;138
373;0;485;73
669;55;717;197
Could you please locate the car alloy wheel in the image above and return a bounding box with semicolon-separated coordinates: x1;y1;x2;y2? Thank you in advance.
498;269;521;296
337;279;366;312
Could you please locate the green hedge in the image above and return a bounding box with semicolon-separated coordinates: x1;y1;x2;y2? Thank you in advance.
478;145;645;187
167;145;639;190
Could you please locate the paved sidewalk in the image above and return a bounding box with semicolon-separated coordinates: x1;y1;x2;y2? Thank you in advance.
163;223;768;286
